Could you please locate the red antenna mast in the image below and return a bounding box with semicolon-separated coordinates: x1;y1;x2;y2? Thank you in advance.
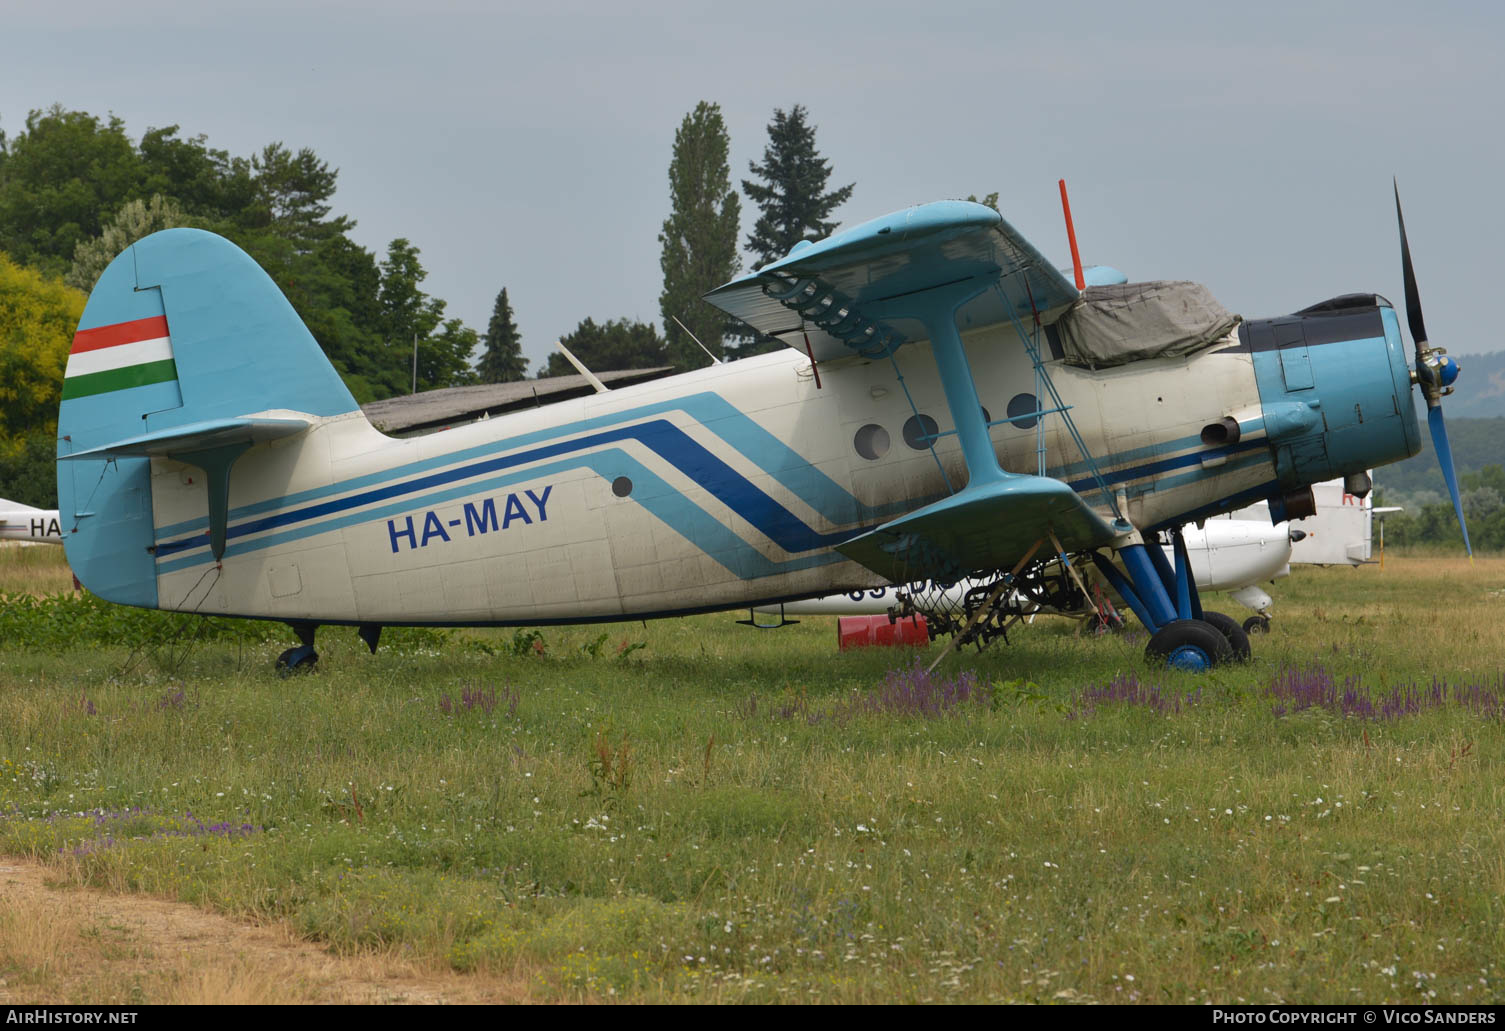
1059;179;1086;292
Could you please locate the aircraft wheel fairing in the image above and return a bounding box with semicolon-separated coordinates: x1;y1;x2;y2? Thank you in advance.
1200;610;1252;662
1242;615;1271;636
276;645;318;676
1145;619;1231;672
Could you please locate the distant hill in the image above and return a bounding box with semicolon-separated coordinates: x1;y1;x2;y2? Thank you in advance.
1443;352;1505;419
1372;415;1505;501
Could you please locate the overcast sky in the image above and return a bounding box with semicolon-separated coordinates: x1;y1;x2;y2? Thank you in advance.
5;0;1503;369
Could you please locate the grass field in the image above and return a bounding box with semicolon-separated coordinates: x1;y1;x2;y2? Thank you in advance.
1;545;1502;1003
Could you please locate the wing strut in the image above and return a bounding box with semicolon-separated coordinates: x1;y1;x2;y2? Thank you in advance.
926;537;1046;672
1000;280;1125;525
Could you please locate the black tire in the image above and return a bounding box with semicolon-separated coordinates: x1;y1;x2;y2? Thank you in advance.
1201;610;1252;662
1242;615;1271;636
276;645;318;676
1145;619;1231;672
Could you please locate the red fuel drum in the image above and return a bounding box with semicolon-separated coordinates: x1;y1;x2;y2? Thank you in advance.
837;614;930;650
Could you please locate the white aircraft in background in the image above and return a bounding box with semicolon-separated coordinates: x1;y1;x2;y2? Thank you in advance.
1222;474;1402;567
0;500;63;544
750;516;1301;641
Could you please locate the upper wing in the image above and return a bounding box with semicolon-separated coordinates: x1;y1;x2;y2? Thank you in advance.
707;200;1121;583
704;200;1079;361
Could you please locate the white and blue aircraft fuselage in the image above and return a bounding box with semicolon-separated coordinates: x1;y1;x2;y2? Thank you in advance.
56;197;1452;670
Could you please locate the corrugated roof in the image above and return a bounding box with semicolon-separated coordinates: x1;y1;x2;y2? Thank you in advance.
361;368;674;435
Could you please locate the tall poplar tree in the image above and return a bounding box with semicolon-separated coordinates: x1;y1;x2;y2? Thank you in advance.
731;105;855;358
477;287;527;382
658;101;740;371
742;105;854;271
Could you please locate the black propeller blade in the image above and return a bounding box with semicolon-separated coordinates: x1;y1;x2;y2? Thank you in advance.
1393;179;1471;557
1393;178;1429;354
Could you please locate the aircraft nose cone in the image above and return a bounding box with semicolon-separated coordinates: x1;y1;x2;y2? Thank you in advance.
1438;355;1460;388
1288;529;1307;543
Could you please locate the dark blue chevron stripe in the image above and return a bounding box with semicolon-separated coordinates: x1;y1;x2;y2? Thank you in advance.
154;419;863;560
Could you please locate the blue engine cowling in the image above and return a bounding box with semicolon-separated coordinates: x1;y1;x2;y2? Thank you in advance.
1247;294;1421;489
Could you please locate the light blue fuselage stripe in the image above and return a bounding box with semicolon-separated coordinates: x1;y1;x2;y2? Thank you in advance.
155;424;1274;578
154;418;865;561
154;393;878;539
153;392;1258;542
154;449;849;579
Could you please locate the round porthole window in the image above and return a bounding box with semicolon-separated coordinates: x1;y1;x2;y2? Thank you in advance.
853;423;890;461
612;476;633;497
1006;393;1040;430
903;414;940;450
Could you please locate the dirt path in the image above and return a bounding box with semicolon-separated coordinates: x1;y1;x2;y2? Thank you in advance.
0;859;534;1005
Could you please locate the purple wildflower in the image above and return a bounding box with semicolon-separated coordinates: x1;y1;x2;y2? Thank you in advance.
773;662;990;725
63;808;261;857
439;683;518;718
1068;673;1202;719
1266;665;1505;721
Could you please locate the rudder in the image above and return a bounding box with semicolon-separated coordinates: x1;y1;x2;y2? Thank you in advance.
58;228;362;605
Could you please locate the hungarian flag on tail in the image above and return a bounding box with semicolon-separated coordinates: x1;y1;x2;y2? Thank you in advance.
62;315;178;400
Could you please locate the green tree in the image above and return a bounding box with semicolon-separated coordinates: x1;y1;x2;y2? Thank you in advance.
67;194;188;291
0;254;85;506
741;105;853;271
0;252;82;439
377;238;474;392
0;106;479;405
658;101;741;371
541;318;666;378
137;125;256;222
0;107;145;273
249;143;349;250
477;287;527;383
423;319;479;391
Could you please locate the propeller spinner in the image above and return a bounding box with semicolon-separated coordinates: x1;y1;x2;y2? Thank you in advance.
1394;179;1472;557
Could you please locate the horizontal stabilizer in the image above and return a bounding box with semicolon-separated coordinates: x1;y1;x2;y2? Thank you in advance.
836;477;1117;584
59;417;310;461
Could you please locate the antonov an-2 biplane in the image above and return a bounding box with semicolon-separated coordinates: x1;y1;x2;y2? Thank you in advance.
56;185;1468;672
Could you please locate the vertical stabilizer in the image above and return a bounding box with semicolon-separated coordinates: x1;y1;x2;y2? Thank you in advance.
58;229;362;606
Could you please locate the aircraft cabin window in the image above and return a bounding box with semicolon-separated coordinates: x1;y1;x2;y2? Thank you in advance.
612;476;633;497
1006;393;1040;430
853;423;890;461
903;414;940;451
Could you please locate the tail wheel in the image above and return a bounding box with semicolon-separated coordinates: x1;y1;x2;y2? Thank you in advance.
1200;610;1252;662
1145;619;1232;672
276;645;319;676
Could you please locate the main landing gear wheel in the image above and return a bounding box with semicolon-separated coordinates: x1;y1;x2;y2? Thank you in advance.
276;644;318;676
1242;614;1271;636
1145;619;1232;672
1200;610;1252;662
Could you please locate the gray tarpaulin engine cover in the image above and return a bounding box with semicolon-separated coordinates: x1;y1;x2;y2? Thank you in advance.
1054;281;1241;368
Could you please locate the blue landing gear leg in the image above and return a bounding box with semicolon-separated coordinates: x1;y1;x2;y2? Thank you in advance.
277;621;319;675
1093;528;1242;672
